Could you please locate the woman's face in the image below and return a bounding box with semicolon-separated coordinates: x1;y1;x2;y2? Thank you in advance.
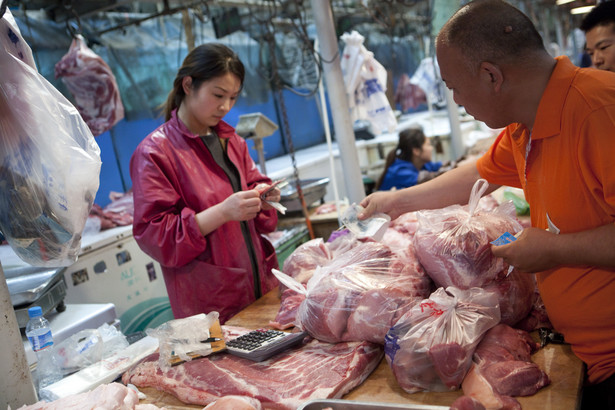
418;138;433;163
182;72;241;134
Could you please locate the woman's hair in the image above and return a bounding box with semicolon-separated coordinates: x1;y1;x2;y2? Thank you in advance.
375;127;426;190
162;43;245;121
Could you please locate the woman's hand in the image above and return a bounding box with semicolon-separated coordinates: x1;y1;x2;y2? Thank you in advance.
255;183;281;211
221;190;262;221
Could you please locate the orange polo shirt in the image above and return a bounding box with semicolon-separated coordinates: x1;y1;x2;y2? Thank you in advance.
477;56;615;384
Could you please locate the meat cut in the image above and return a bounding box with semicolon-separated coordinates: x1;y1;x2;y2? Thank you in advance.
460;324;550;409
122;326;383;409
15;382;162;410
55;35;124;136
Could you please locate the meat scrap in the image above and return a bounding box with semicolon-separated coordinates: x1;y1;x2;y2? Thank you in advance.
122;326;383;410
385;287;501;393
460;324;550;409
55;35;124;136
15;382;166;410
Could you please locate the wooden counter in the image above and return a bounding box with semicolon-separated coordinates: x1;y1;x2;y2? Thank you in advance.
140;288;584;409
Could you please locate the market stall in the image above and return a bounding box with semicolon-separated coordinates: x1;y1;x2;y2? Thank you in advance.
135;288;584;409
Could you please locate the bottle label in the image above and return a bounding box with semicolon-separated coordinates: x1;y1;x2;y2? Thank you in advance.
28;330;54;352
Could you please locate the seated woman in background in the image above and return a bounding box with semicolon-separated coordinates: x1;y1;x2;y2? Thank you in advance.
376;127;451;191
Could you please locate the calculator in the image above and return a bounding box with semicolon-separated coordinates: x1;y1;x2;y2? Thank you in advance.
225;329;308;362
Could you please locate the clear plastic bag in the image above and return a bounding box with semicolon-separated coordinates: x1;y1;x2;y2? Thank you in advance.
146;311;219;371
0;11;101;266
54;323;129;375
413;179;522;288
275;238;430;344
385;286;501;393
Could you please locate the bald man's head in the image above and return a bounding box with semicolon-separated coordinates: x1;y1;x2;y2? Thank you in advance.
437;0;546;73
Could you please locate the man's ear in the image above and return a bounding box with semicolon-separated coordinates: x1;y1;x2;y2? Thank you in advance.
479;61;503;92
181;76;193;95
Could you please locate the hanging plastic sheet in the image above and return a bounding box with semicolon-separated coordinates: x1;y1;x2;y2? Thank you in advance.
0;9;101;267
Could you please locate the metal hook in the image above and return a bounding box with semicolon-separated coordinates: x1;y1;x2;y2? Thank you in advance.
63;0;82;38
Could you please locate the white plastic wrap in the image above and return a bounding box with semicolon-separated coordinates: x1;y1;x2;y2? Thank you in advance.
0;11;101;267
146;312;219;371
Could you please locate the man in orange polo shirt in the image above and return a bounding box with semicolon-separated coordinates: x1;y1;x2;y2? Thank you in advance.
359;1;615;408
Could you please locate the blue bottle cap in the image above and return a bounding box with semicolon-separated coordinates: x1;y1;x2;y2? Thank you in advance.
28;306;43;318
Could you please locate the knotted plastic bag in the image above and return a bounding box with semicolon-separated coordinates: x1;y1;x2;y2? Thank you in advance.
0;10;101;266
413;179;522;288
385;286;501;393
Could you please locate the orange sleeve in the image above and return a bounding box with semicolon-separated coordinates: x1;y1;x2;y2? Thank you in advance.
476;127;524;189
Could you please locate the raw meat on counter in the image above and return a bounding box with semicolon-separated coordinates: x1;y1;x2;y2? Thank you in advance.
385;287;501;393
122;326;383;410
55;35;124;136
411;192;533;327
15;382;165;410
204;396;262;409
460;324;550;409
413;200;522;289
295;239;432;344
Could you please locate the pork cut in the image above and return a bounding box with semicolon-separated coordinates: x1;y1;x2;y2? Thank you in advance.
15;382;161;410
122;326;383;410
55;35;124;136
461;324;550;409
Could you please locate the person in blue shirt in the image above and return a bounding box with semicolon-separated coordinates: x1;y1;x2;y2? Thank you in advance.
376;127;449;191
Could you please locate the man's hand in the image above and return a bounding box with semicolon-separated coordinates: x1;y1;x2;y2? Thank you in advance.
358;190;403;220
491;227;558;272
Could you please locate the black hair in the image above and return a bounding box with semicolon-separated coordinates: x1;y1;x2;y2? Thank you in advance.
581;1;615;32
375;127;426;190
162;43;245;121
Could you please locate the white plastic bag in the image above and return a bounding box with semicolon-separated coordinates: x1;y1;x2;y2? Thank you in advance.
340;30;397;135
0;10;101;267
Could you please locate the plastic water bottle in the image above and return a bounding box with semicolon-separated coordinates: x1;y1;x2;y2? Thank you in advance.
26;306;62;400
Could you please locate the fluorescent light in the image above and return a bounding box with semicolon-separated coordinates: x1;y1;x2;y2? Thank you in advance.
556;0;574;5
571;5;595;14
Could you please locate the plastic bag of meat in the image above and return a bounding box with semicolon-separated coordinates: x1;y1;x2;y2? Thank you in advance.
413;179;523;289
385;287;501;393
0;11;101;267
275;238;431;344
55;34;124;136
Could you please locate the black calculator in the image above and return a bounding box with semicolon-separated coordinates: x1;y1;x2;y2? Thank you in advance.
225;329;308;362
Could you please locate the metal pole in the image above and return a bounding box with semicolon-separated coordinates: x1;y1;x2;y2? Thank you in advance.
444;87;465;160
310;0;366;203
0;261;38;408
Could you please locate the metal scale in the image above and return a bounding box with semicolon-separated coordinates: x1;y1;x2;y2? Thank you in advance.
5;265;67;329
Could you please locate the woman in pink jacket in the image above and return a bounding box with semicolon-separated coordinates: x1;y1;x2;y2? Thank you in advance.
130;43;280;323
